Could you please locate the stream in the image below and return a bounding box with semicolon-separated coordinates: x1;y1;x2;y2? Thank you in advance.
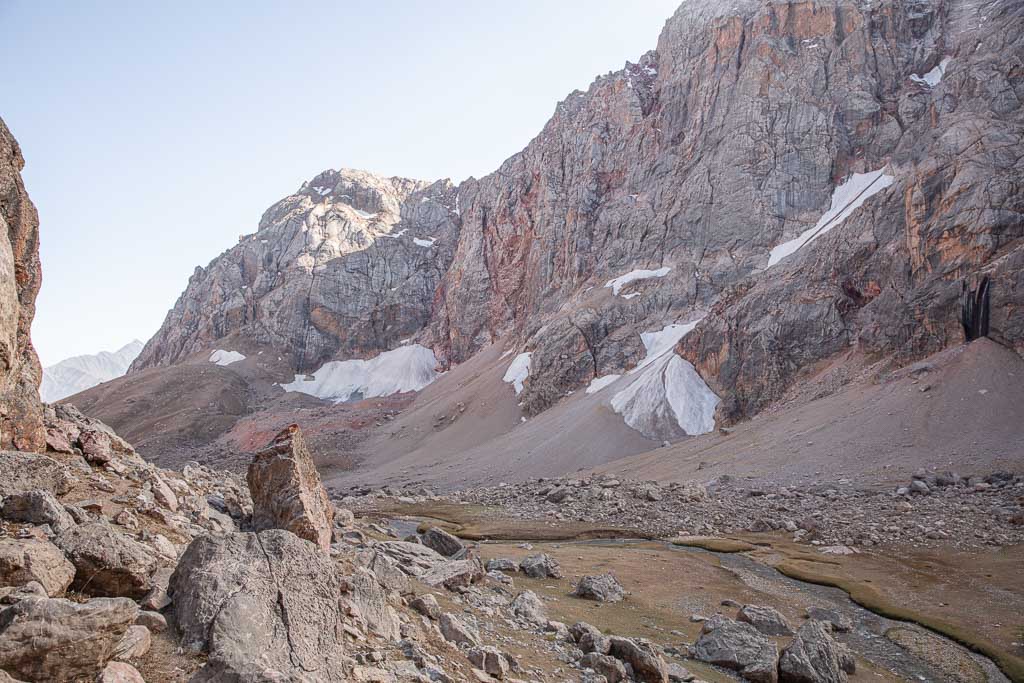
385;516;1011;683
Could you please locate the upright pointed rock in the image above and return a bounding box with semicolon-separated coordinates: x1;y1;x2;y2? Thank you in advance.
247;425;334;551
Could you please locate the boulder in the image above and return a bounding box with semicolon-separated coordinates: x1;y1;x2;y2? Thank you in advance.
348;567;401;640
169;529;347;681
0;490;75;535
573;573;625;602
439;612;479;647
0;453;74;498
519;553;562;579
510;590;547;625
148;473;178;512
135;610;167;633
0;538;75;597
0;596;138;681
485;558;517;572
421;526;463;557
804;607;852;633
778;620;855;683
608;636;669;683
468;646;511;679
737;604;793;636
247;425;334;551
97;662;145;683
410;594;441;620
54;521;160;599
420;558;485;590
692;616;778;683
580;652;627;682
112;625;151;661
354;548;411;594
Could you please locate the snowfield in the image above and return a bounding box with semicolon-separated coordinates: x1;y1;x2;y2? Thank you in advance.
610;321;719;438
767;168;895;268
503;352;533;395
209;350;246;366
604;267;671;296
586;374;622;394
279;344;439;403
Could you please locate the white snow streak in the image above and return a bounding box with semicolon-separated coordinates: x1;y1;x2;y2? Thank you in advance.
413;237;437;248
279;344;439;403
767;168;895;268
209;350;246;366
910;57;951;87
604;267;671;296
502;352;533;395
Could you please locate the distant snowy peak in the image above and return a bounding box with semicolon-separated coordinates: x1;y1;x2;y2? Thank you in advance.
40;340;145;403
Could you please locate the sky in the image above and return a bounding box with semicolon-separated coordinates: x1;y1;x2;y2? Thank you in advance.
1;0;680;366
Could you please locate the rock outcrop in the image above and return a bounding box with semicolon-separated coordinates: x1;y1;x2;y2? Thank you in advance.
247;425;334;551
0;596;138;682
0;118;44;453
131;170;460;374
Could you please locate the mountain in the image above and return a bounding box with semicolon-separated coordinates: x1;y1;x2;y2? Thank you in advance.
0;117;45;452
83;0;1023;483
39;340;144;403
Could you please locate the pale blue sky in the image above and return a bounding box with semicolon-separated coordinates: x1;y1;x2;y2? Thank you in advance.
1;0;680;366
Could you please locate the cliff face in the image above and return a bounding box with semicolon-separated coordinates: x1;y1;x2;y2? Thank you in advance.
429;0;1023;420
132;170;460;373
133;0;1023;434
0;117;45;451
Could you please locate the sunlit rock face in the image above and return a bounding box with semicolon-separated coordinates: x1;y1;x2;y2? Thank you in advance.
0;117;45;451
131;169;460;373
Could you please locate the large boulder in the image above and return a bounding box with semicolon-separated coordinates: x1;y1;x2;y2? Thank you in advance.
519;553;562;579
737;604;793;636
0;453;74;498
0;595;138;681
573;573;625;602
421;526;463;557
608;637;669;683
347;567;401;640
169;529;347;681
54;521;160;599
0;538;75;597
692;616;779;683
778;620;855;683
0;490;75;535
580;653;627;682
247;425;334;551
510;590;547;625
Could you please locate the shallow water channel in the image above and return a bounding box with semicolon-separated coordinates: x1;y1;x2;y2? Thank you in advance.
386;516;1010;682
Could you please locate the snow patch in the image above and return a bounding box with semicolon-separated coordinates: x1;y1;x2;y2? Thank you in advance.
413;237;437;248
279;344;439;403
767;168;895;268
502;352;533;396
610;321;718;438
910;57;951;87
382;228;408;239
353;208;378;220
586;374;621;395
210;350;246;366
605;267;671;296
